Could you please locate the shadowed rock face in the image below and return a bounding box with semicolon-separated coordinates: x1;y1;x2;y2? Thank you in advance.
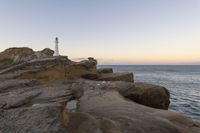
124;82;170;109
98;72;134;82
97;68;113;74
0;47;200;133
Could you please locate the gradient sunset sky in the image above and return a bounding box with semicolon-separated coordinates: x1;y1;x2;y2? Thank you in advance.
0;0;200;65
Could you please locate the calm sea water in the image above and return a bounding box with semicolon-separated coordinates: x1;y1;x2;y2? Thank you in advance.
98;65;200;122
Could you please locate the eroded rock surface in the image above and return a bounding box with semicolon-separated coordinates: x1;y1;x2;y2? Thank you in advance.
0;105;68;133
0;47;199;133
0;47;55;70
70;80;200;133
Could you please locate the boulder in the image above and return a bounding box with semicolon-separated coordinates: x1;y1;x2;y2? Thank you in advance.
88;57;97;64
41;48;54;56
125;82;170;110
98;72;134;82
97;68;113;74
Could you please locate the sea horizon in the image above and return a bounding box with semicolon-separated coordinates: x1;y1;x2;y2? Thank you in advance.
99;64;200;66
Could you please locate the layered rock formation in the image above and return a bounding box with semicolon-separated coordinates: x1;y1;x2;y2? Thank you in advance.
0;47;199;133
0;47;54;70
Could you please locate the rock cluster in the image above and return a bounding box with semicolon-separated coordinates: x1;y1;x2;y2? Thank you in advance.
0;47;199;133
0;47;54;70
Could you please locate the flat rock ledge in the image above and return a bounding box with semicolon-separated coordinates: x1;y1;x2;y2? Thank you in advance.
0;47;199;133
97;68;113;74
98;72;134;82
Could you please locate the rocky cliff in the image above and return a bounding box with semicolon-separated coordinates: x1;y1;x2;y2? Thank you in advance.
0;47;199;133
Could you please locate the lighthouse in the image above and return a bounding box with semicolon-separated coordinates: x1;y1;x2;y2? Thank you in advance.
54;37;59;56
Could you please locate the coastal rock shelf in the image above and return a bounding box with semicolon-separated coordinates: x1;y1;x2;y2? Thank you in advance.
0;47;200;133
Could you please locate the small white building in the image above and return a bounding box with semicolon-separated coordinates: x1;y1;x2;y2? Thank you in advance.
54;37;59;56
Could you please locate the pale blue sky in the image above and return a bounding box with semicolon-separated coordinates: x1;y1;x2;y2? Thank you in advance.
0;0;200;64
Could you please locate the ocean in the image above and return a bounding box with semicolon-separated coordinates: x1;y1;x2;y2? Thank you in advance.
98;65;200;122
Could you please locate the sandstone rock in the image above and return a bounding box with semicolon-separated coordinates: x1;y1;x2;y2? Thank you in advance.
98;72;134;82
79;80;169;109
0;47;199;133
78;60;97;70
101;81;170;109
64;111;121;133
0;56;98;84
1;78;199;133
0;79;37;93
0;82;73;110
71;80;170;110
41;48;54;56
70;82;84;99
0;47;34;69
81;73;99;80
125;82;170;110
97;68;113;74
0;90;41;109
0;47;34;61
0;47;55;70
74;80;200;133
88;57;97;64
0;105;68;133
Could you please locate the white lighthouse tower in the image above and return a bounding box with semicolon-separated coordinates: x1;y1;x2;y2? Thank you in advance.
54;37;59;56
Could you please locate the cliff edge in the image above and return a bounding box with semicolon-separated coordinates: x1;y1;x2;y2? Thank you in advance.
0;47;199;133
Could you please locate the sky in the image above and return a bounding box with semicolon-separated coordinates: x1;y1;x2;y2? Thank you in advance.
0;0;200;65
